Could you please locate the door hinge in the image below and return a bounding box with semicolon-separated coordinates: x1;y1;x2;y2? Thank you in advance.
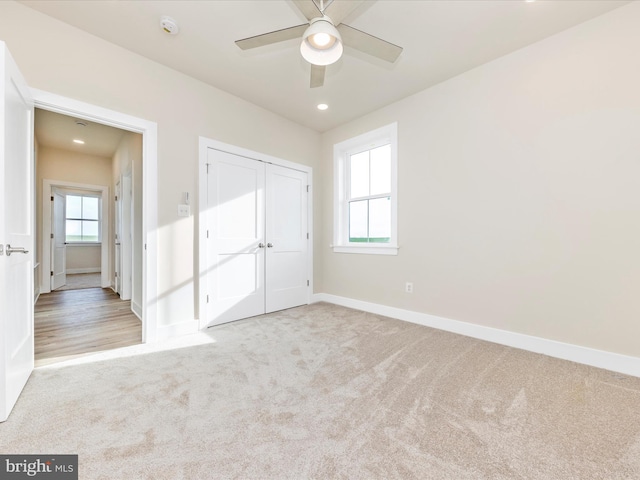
306;233;309;240
115;195;118;201
50;271;53;277
51;233;54;239
207;230;209;239
306;185;310;193
144;244;147;250
51;196;54;201
206;163;210;174
207;294;210;303
115;272;118;278
307;280;310;287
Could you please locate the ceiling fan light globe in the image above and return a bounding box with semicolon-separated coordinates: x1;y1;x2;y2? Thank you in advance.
300;40;342;66
300;17;343;66
310;32;333;48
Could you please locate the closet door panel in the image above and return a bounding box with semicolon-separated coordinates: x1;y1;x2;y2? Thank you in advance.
265;164;308;313
207;149;265;325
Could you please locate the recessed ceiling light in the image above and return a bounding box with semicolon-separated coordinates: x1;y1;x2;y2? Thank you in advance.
73;139;85;145
317;103;329;111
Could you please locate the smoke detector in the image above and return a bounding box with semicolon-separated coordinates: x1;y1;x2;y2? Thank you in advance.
160;16;179;35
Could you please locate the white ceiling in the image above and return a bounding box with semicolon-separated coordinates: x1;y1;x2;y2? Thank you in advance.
21;0;631;132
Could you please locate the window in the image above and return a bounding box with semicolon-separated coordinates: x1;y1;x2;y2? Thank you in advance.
65;194;100;243
333;123;398;255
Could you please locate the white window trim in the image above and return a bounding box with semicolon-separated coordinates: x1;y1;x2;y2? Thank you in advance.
64;192;102;244
333;122;398;255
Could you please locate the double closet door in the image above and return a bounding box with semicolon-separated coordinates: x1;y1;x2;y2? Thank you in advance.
205;148;309;326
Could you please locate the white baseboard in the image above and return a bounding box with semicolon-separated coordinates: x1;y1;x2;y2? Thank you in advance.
131;301;142;321
67;268;100;274
156;319;199;341
312;293;640;378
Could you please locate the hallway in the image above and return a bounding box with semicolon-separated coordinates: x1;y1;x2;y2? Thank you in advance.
53;272;101;291
34;287;141;367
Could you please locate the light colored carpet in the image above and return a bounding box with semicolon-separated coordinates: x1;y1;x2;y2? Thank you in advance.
1;302;640;479
54;273;102;291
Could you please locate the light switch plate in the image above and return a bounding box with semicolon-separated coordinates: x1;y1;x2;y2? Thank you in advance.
178;204;190;217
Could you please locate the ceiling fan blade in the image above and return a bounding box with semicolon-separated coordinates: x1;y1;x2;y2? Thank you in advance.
310;64;326;88
323;0;364;25
292;0;322;21
235;24;308;50
337;24;403;63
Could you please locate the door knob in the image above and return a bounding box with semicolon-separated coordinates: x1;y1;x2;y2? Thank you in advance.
5;244;29;256
258;243;265;248
267;243;273;248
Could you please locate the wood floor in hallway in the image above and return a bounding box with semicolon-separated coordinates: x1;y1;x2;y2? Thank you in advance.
34;288;142;367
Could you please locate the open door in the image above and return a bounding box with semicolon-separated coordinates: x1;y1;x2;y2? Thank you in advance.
116;173;132;300
0;42;35;422
114;180;121;295
51;188;66;290
120;172;132;301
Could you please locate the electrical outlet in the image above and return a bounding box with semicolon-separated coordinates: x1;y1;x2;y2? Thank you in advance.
405;282;413;293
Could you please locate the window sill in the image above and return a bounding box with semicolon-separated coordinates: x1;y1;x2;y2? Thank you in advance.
332;244;399;255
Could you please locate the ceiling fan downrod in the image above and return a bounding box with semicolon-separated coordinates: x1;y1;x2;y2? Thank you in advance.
314;0;334;15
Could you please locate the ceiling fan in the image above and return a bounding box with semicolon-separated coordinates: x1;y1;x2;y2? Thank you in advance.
235;0;403;88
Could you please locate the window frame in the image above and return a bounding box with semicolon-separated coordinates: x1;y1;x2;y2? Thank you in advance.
333;122;398;255
65;193;102;244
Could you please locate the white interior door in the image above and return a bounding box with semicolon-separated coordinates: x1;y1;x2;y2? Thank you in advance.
51;188;66;290
204;148;310;327
265;164;308;313
120;173;132;300
0;42;34;422
114;180;121;295
207;148;265;325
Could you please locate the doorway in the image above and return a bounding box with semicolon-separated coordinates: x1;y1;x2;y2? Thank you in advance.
44;181;110;293
34;108;142;364
32;88;159;343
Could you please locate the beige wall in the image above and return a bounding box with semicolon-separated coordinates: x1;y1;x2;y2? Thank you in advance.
319;2;640;357
66;245;100;272
37;146;112;185
0;1;321;327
